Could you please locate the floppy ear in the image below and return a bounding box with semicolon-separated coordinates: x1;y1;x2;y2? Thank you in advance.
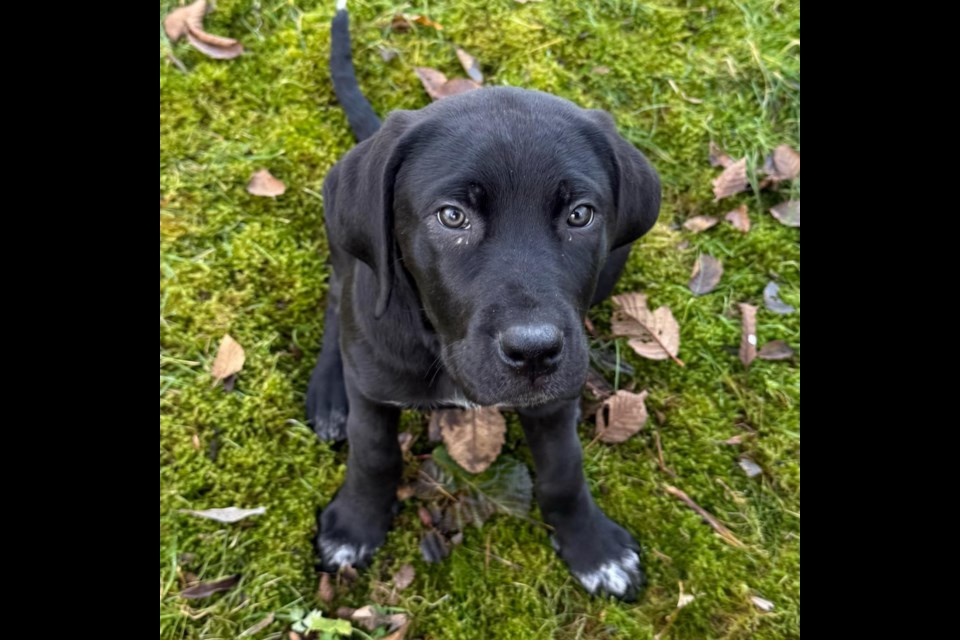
589;111;661;249
322;112;414;317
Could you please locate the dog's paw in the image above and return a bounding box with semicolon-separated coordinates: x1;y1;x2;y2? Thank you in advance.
554;515;645;601
306;356;349;442
316;495;393;572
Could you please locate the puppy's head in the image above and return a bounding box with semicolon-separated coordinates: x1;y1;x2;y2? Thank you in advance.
324;88;660;407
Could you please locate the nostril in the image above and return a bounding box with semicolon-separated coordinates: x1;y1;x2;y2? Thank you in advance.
498;324;564;371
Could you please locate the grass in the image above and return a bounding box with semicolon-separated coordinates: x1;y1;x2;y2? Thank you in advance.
159;1;800;638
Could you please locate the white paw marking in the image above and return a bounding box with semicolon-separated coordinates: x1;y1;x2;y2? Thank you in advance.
574;550;640;596
320;539;366;568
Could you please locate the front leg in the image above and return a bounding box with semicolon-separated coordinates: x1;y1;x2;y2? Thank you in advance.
317;373;401;571
519;398;644;601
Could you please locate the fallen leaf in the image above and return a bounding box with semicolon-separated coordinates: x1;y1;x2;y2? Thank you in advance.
185;24;243;59
595;390;649;443
238;613;275;638
757;340;794;360
391;14;444;32
762;144;800;183
420;530;450;563
417;505;434;528
584;367;613;400
436;407;506;473
350;606;409;634
393;564;415;590
677;593;696;608
192;433;201;449
762;282;795;314
164;0;206;41
419;447;533;526
708;142;735;169
247;169;286;197
724;204;750;233
688;254;723;295
712;157;749;200
738;457;762;478
398;431;415;456
769;200;800;227
664;486;745;547
211;334;245;381
682;215;719;233
297;610;352;635
611;293;683;365
180;574;241;599
180;506;265;523
396;484;415;501
414;67;481;101
383;621;412;640
738;304;758;367
456;48;483;84
723;435;744;445
592;65;611;75
318;573;335;604
751;595;775;612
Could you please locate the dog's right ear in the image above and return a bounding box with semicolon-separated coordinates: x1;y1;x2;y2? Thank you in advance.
322;111;415;318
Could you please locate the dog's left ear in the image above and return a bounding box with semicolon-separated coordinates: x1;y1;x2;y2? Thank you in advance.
322;111;416;317
589;110;661;249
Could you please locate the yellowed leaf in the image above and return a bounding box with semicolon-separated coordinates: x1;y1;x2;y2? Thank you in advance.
611;293;682;365
595;390;649;443
247;169;286;197
436;407;506;473
211;334;245;380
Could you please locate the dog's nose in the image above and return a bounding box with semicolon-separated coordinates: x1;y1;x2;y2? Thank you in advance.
498;324;564;374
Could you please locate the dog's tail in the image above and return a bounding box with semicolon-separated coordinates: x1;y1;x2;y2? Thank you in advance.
330;1;380;142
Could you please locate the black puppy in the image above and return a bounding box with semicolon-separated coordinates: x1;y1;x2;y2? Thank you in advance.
307;5;660;600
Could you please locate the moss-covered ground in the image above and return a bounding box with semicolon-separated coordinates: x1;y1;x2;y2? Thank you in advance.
160;1;800;637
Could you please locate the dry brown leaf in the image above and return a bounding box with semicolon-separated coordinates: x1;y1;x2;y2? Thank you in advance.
185;24;244;60
664;486;745;548
592;65;611;75
414;68;481;101
595;390;649;443
723;434;744;445
350;606;409;634
456;48;483;84
392;564;415;590
247;169;286;197
398;431;415;456
164;0;207;41
708;142;735;169
712;157;749;200
757;340;794;360
180;574;241;599
738;304;758;367
318;573;335;604
724;204;750;233
682;215;719;233
688;255;723;295
211;334;245;381
762;144;800;183
391;13;444;32
770;200;800;227
611;293;683;366
436;407;506;473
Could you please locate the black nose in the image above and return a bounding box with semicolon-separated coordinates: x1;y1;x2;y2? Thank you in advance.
498;324;564;374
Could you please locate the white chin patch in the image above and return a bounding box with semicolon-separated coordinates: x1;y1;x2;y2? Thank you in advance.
574;550;640;596
320;538;367;568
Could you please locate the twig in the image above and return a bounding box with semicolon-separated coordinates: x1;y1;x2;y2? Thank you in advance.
166;51;188;73
664;485;745;548
653;430;676;477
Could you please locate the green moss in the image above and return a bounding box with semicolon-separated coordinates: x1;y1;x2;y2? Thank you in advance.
161;1;799;637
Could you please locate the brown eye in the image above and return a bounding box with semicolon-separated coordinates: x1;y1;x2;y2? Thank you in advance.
568;205;594;228
438;206;468;229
